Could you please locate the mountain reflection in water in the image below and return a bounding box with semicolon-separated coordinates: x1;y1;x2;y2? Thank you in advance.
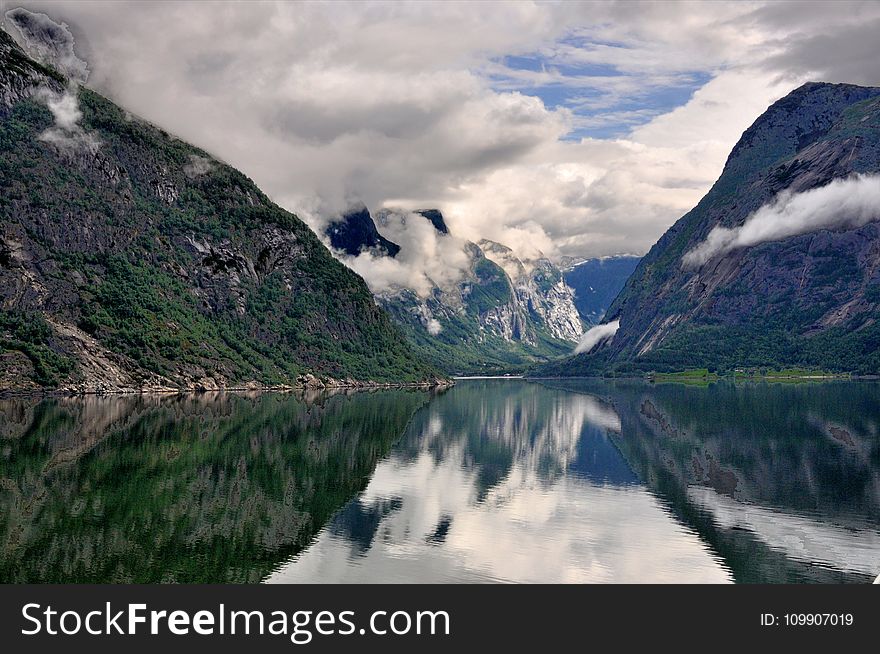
0;389;431;583
2;379;878;583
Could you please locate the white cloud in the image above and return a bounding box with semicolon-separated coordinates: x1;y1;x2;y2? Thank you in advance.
6;7;99;152
574;320;619;354
36;85;79;129
682;175;880;267
183;153;214;178
443;69;792;260
5;0;880;272
33;86;100;152
337;209;473;296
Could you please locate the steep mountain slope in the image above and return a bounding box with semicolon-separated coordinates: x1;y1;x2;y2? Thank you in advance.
539;82;880;376
326;207;583;374
0;28;440;392
562;255;641;324
477;239;584;342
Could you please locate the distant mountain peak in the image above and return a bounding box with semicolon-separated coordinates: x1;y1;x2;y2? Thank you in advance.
325;206;401;258
416;209;449;235
561;255;641;324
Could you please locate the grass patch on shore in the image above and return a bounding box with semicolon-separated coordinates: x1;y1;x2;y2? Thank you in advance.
647;369;719;385
646;367;851;385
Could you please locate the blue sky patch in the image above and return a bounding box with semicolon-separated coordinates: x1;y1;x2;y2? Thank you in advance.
489;46;712;140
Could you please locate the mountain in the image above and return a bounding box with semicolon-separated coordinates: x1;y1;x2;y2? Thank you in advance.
385;237;583;375
562;255;641;324
477;239;584;341
335;207;584;374
0;27;441;392
539;82;880;376
416;209;449;235
325;205;400;257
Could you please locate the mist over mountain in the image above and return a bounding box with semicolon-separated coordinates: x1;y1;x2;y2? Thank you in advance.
324;207;583;375
325;205;401;258
539;82;880;376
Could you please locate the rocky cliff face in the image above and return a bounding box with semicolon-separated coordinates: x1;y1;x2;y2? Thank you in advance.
380;228;583;375
478;239;583;342
0;24;62;109
540;82;880;375
0;28;439;392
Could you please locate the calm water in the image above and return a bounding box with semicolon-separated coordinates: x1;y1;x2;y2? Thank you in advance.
1;380;878;583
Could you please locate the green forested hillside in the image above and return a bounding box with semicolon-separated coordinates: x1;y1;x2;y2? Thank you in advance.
0;29;439;391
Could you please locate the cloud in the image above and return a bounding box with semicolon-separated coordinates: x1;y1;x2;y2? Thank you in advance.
442;69;792;260
35;84;78;128
183;153;214;178
682;175;880;267
414;303;443;336
337;209;473;297
5;7;98;152
33;85;99;153
574;320;619;354
5;6;89;82
6;1;880;269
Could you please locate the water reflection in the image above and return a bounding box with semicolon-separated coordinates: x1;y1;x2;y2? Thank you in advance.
0;390;431;582
269;381;732;583
541;379;880;583
2;379;878;583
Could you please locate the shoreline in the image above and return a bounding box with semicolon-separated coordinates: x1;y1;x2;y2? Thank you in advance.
453;375;524;380
0;378;454;399
525;373;872;383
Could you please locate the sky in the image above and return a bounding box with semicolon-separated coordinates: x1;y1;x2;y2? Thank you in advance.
3;0;880;287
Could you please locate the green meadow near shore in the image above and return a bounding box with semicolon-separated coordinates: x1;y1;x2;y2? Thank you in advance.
646;368;852;385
